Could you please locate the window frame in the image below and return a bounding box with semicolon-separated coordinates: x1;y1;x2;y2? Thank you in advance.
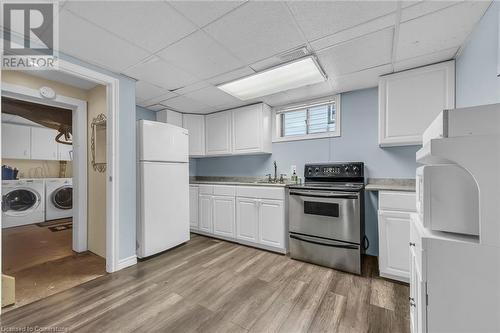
272;94;341;143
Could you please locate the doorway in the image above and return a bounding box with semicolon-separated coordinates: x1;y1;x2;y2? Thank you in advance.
2;73;107;310
2;61;123;312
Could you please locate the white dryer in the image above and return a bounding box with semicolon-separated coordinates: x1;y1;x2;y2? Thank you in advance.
45;178;73;221
2;179;45;228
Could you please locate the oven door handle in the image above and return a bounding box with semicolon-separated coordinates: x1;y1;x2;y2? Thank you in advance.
290;234;359;250
289;190;358;199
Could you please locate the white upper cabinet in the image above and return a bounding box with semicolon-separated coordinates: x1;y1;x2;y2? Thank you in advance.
58;143;73;161
378;61;455;146
31;127;58;160
182;114;205;157
2;123;31;159
205;110;232;156
232;103;272;155
157;109;183;128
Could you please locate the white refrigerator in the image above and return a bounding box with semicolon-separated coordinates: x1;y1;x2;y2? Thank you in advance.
137;120;190;258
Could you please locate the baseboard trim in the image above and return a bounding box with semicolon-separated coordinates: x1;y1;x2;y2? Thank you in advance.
115;255;137;271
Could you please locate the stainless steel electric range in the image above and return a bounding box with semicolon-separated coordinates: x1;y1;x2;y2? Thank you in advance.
287;162;365;275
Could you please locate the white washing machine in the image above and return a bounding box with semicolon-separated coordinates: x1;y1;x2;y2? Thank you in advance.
45;178;73;221
2;179;45;228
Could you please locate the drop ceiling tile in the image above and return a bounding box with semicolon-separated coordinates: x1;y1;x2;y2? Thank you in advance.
393;47;458;72
310;14;396;52
401;1;462;22
139;90;179;107
317;28;393;77
169;1;246;27
135;81;171;102
287;1;397;41
124;56;199;90
160;95;213;113
275;81;336;106
58;10;149;72
64;1;197;53
157;30;244;80
173;81;211;95
332;64;393;93
207;66;255;85
183;85;242;107
396;1;490;60
204;2;306;64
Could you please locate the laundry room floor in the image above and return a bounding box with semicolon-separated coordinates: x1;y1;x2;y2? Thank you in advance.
2;221;106;311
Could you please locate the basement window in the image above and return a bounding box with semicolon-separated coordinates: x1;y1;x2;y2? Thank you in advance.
273;95;341;142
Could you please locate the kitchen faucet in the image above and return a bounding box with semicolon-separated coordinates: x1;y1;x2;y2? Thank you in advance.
273;160;277;182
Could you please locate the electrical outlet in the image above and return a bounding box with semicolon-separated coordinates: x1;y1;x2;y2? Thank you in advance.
290;165;297;175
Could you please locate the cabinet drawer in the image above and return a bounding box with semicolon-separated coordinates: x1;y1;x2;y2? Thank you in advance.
379;191;416;212
236;186;285;200
213;185;236;196
198;185;213;195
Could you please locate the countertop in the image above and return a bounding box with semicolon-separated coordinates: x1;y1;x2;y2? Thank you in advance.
364;178;416;192
190;177;416;191
189;177;289;187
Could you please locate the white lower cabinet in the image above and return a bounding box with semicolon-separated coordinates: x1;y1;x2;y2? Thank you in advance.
195;184;286;253
378;210;411;281
236;198;259;242
259;199;284;248
199;194;213;233
213;196;235;238
189;186;199;230
378;190;416;282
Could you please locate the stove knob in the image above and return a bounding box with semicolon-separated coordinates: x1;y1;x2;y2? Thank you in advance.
353;166;359;173
308;168;313;175
344;166;350;173
315;167;320;174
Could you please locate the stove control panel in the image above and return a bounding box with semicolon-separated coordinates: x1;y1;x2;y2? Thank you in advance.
305;162;364;178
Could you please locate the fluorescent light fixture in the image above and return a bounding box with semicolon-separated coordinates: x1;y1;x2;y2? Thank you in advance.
217;56;327;100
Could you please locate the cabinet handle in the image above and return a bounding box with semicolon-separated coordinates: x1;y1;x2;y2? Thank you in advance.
410;301;416;307
409;242;416;247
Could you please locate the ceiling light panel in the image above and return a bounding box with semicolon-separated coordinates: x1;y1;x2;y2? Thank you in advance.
217;57;326;100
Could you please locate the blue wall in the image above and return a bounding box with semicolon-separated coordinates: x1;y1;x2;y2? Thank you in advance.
196;88;419;179
136;106;156;121
456;2;500;108
196;87;420;256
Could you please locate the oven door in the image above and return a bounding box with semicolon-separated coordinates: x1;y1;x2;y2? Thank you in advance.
288;189;360;244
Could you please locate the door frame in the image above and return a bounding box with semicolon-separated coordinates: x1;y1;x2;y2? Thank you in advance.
2;82;88;253
1;58;123;274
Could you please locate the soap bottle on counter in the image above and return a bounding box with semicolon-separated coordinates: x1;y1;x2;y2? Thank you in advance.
291;170;298;184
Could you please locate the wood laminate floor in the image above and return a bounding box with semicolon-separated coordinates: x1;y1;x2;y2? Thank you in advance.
1;234;410;333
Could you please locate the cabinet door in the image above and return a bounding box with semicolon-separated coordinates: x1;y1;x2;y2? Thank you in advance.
31;127;58;160
189;186;199;230
205;111;231;155
213;195;235;238
236;197;259;242
199;194;212;233
2;123;31;159
58;143;73;161
378;211;411;282
183;114;205;156
259;199;284;249
379;61;455;146
232;104;262;154
410;247;418;333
